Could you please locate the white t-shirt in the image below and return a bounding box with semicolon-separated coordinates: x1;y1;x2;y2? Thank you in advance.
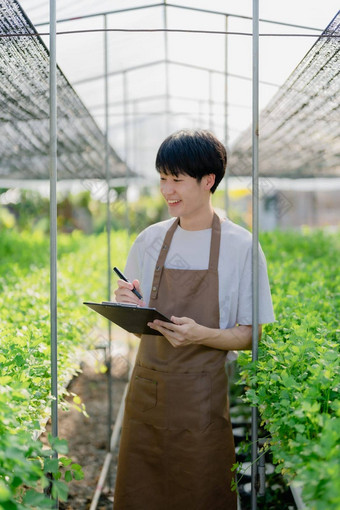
124;216;275;329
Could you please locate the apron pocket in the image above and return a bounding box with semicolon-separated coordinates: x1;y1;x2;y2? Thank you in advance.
166;372;211;430
128;374;158;412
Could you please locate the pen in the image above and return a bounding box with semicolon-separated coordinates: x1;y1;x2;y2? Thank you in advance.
113;266;143;300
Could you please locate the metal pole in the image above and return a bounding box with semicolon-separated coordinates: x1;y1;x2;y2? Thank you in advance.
103;14;113;457
251;1;260;509
123;71;130;242
132;99;137;172
49;1;58;507
164;0;170;135
224;15;229;217
193;100;198;128
123;71;129;170
49;0;58;443
199;100;204;126
209;71;213;131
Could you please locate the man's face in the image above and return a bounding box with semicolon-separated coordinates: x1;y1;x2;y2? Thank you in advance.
159;171;212;222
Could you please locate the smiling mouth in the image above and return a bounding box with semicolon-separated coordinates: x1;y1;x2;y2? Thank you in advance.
167;199;181;205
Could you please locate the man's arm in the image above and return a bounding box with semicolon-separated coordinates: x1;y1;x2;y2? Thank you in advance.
196;323;262;351
147;316;262;350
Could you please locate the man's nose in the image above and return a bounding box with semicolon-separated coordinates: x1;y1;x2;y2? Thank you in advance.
161;181;174;195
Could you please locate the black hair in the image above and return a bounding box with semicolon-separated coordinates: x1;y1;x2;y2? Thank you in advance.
155;129;227;193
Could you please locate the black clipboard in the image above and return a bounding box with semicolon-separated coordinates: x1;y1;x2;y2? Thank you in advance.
83;301;172;336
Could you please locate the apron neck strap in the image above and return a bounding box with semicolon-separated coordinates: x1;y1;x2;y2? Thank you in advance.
208;212;221;272
156;217;179;268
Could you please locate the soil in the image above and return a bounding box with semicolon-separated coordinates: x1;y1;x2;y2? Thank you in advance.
41;337;135;510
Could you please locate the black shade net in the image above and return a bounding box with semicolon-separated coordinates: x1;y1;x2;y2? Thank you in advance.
0;0;128;180
229;11;340;178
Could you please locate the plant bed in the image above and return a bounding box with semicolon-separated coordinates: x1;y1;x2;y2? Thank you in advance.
229;373;297;510
0;229;131;507
238;229;340;510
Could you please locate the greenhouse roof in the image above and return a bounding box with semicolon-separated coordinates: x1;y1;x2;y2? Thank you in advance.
0;0;339;181
229;11;340;178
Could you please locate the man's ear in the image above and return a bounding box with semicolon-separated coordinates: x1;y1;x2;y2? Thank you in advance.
203;173;216;191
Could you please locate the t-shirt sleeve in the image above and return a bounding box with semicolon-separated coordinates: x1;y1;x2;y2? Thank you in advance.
236;243;275;325
123;233;144;283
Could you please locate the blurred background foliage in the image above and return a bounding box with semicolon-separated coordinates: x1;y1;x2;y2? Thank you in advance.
0;186;248;235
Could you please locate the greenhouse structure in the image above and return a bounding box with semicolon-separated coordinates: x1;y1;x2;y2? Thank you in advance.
0;1;339;509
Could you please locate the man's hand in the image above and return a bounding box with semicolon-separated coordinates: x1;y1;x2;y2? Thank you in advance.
148;317;260;351
147;316;204;348
114;279;146;307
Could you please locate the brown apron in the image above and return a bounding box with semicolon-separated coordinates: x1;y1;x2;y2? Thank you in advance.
114;213;236;510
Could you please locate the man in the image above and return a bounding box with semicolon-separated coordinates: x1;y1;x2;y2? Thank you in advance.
113;129;274;509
